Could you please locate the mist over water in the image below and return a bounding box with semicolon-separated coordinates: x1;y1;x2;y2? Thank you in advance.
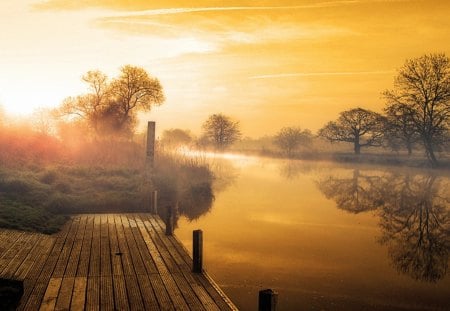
173;153;450;310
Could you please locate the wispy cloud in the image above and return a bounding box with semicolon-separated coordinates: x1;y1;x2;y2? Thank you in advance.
107;1;410;17
249;70;394;79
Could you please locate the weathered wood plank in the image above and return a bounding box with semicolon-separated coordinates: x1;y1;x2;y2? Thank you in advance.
21;220;74;310
77;215;94;277
88;217;101;277
39;277;62;311
70;276;87;310
53;217;80;277
55;276;75;311
86;276;100;311
112;275;129;311
100;214;112;277
100;276;114;310
65;215;87;277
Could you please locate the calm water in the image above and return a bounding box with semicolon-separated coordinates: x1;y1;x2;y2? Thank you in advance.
173;154;450;310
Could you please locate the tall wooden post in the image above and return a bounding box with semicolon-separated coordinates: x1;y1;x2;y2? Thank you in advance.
146;121;156;169
193;230;203;273
165;206;173;236
258;289;278;311
152;190;158;214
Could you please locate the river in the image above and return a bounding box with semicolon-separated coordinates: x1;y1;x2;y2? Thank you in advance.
173;153;450;310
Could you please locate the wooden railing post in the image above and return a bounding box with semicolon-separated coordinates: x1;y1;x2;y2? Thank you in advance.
193;230;203;273
165;206;173;235
258;289;278;311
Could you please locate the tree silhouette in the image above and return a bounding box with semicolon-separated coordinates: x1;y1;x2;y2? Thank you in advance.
58;65;164;138
384;53;450;167
318;108;385;154
201;114;241;150
384;103;420;155
274;127;312;157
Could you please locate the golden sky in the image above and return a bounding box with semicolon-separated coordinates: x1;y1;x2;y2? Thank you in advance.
1;0;450;136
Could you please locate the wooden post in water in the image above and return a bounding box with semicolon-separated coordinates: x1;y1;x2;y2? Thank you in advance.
258;289;278;311
193;230;203;273
165;206;173;235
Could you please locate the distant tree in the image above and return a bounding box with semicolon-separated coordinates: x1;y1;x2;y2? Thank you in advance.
274;127;312;157
110;65;165;127
32;107;55;136
384;103;420;155
384;53;450;167
58;65;165;138
161;129;193;148
318;107;385;154
201;114;241;150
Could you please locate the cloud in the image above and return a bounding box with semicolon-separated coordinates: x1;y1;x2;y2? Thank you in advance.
249;70;395;79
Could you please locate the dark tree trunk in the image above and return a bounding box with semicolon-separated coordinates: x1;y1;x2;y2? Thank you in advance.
424;139;438;168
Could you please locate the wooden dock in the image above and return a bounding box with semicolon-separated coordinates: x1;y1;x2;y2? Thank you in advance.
0;214;237;310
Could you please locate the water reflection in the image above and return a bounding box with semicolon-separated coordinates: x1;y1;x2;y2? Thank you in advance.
279;160;315;180
317;169;450;282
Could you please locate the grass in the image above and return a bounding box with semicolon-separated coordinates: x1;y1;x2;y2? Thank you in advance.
0;165;149;233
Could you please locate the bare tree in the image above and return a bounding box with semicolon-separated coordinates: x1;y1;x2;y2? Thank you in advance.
202;114;241;150
318;107;385;154
274;127;312;157
384;53;450;167
384;103;421;155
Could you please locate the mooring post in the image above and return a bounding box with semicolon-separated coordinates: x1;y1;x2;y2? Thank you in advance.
165;206;173;235
258;289;278;311
153;190;158;214
193;230;203;273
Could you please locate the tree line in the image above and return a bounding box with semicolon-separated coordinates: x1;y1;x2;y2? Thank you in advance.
183;53;448;168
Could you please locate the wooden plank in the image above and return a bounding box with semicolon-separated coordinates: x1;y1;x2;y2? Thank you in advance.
77;215;94;276
112;275;129;311
114;215;145;309
0;232;34;277
107;214;123;276
21;219;75;310
53;217;80;277
137;274;159;310
100;215;112;277
65;215;87;277
141;216;179;273
171;272;206;311
128;215;158;274
70;277;87;310
16;236;55;311
120;215;147;276
148;274;174;311
124;275;145;310
16;235;54;280
88;216;101;277
100;276;114;310
85;276;100;311
39;277;62;311
55;276;75;311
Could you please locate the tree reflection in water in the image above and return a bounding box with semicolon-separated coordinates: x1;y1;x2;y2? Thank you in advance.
154;156;238;229
317;169;450;282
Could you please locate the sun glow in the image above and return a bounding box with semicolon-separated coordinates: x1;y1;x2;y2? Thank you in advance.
1;0;450;134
